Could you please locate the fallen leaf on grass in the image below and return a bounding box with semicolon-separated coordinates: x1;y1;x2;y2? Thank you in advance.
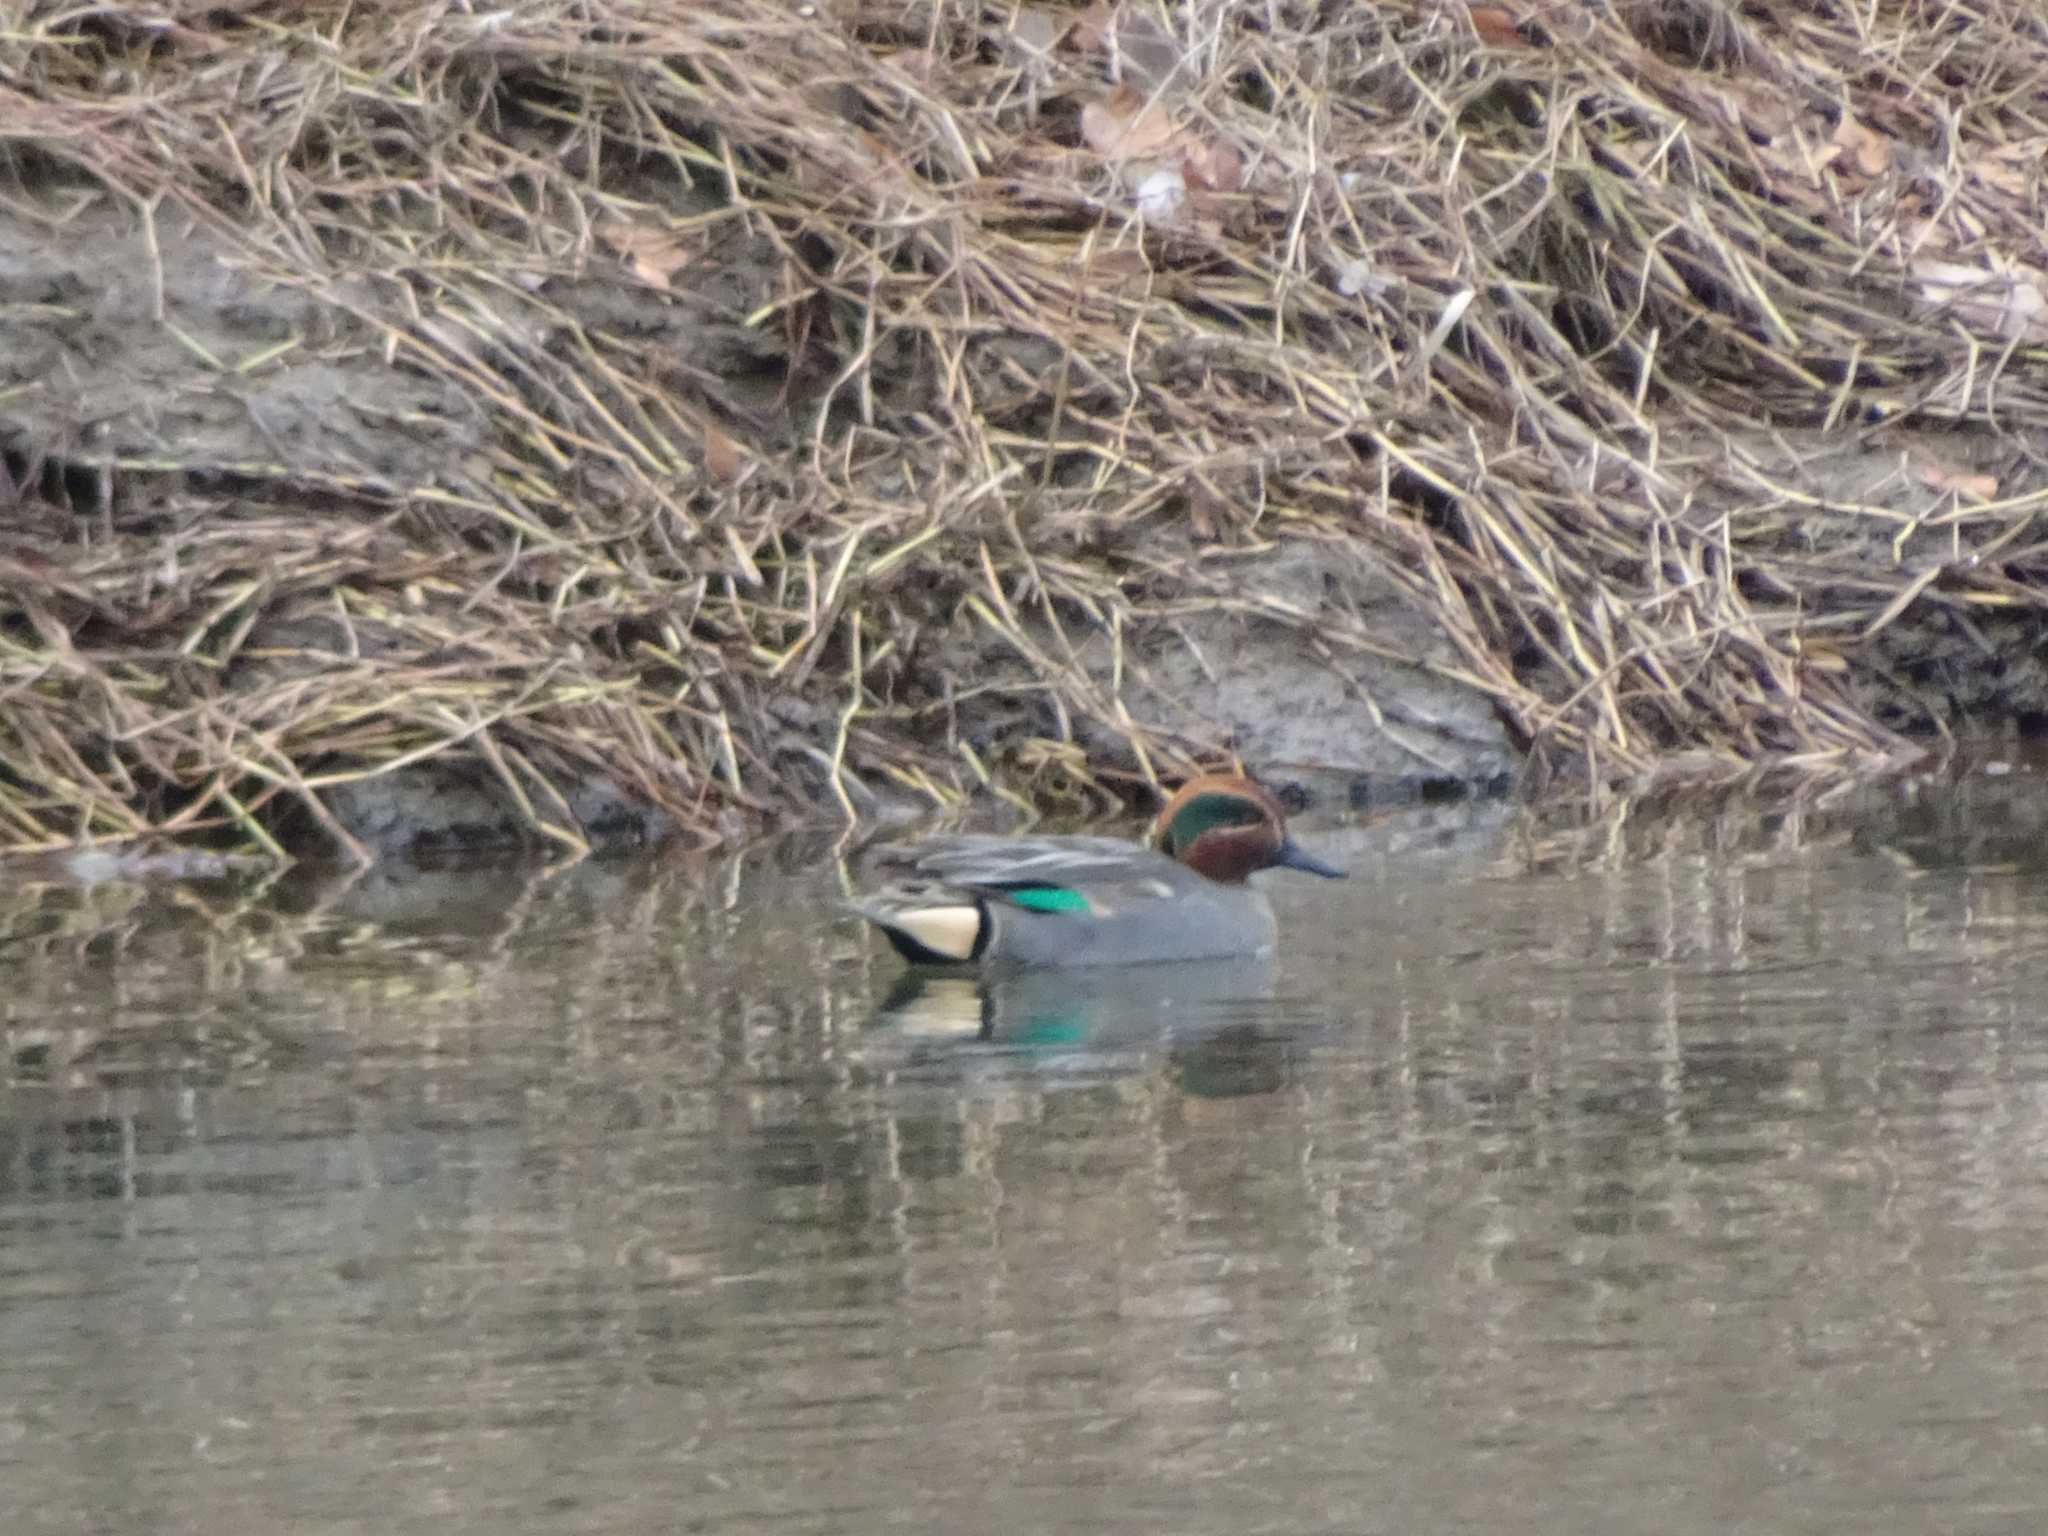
1185;484;1218;541
1915;458;1999;501
1467;5;1529;47
1081;85;1177;162
1078;83;1249;227
1830;112;1893;178
1181;136;1243;192
702;422;749;484
599;221;698;289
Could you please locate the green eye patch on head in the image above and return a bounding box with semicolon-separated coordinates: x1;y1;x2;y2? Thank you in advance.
1161;791;1265;854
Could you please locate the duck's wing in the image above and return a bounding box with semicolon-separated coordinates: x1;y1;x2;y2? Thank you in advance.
864;834;1160;894
851;835;1178;964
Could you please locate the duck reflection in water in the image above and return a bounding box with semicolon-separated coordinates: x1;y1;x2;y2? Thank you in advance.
866;956;1293;1101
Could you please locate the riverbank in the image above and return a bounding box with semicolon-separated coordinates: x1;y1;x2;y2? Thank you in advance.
4;2;2045;859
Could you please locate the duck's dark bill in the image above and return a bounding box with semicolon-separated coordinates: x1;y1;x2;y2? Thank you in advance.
1275;837;1347;879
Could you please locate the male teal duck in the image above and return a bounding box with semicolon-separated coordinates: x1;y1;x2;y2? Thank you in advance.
852;774;1344;968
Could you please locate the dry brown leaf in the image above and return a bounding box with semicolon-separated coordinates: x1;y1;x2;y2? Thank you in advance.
1186;479;1231;542
1081;85;1178;162
1468;5;1529;47
702;422;748;485
1182;136;1244;193
1830;112;1892;178
1915;458;1999;501
598;220;697;289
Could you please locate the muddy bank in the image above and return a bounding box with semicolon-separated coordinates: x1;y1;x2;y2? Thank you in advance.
4;4;2047;859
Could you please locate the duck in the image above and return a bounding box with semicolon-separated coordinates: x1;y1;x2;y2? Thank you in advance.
851;774;1344;969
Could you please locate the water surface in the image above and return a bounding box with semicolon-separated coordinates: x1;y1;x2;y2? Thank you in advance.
6;780;2048;1533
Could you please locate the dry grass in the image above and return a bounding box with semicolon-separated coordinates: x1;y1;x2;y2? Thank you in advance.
4;0;2048;859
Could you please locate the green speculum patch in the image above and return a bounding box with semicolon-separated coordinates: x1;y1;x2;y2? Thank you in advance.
1004;887;1092;914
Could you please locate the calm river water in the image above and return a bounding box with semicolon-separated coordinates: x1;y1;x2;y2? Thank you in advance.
6;778;2048;1534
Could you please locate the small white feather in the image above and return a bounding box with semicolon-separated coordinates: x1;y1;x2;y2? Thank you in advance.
1134;166;1186;224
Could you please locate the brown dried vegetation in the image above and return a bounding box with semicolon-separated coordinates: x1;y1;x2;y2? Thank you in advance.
4;1;2048;859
